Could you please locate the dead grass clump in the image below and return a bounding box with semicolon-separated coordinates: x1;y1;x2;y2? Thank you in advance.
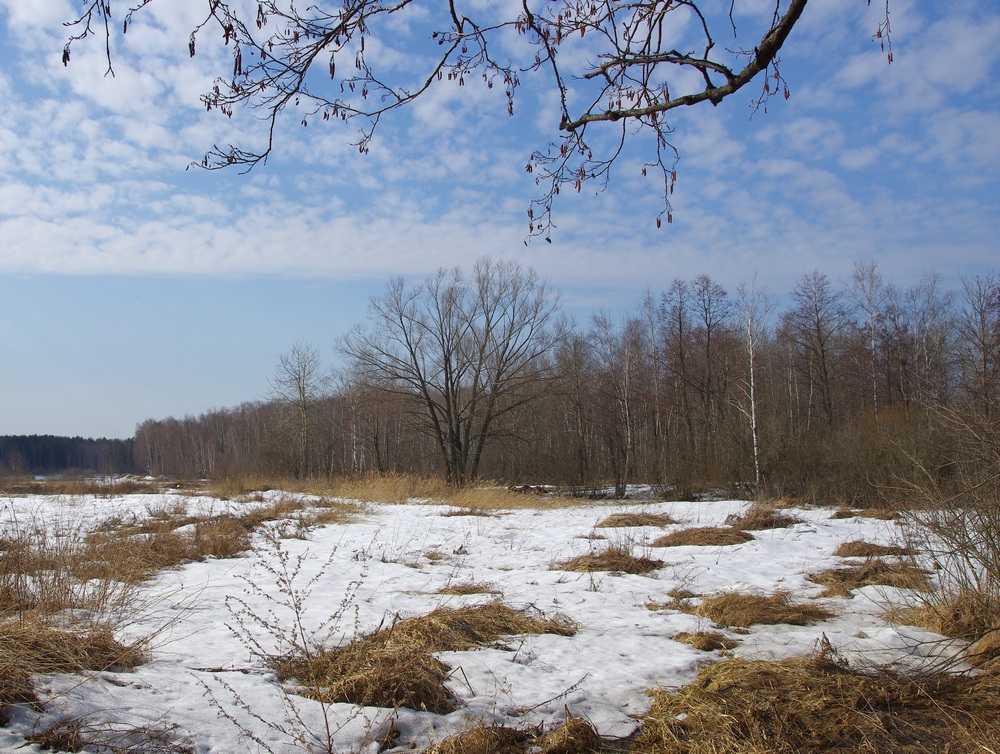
692;591;835;628
652;527;752;548
437;582;501;596
0;619;146;722
632;655;1000;753
672;631;740;652
275;602;575;712
728;503;802;531
535;717;603;754
834;540;914;558
554;546;664;575
888;592;1000;667
596;513;678;528
808;560;929;598
830;507;899;520
440;508;497;517
424;725;530;754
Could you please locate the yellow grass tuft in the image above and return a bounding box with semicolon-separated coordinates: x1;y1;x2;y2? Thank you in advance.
634;655;1000;753
691;591;835;628
535;717;603;754
595;513;678;528
554;546;664;575
672;631;740;652
729;503;802;531
437;582;501;596
275;602;576;712
423;725;530;754
808;560;928;598
834;540;913;558
652;527;752;548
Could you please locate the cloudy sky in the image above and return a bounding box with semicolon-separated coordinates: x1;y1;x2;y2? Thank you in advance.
1;0;998;439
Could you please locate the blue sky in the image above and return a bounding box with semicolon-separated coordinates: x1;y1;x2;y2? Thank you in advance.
1;0;998;439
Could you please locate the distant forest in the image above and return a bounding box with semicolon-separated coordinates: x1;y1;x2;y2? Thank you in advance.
0;435;137;476
129;260;1000;505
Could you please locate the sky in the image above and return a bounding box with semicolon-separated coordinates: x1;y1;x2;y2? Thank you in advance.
1;0;998;439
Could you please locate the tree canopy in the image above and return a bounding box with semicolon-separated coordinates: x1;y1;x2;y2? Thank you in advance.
64;0;891;237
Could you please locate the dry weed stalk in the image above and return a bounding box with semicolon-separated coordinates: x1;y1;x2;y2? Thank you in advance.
634;654;1000;753
691;592;835;628
651;527;752;548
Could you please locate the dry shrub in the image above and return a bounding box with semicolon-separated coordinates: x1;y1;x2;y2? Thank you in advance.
652;527;752;548
673;631;740;652
728;503;802;531
830;507;899;520
535;717;603;754
808;560;928;598
555;545;664;575
437;582;501;596
275;602;575;712
834;540;913;558
692;592;835;628
424;725;530;754
633;654;1000;753
596;513;678;528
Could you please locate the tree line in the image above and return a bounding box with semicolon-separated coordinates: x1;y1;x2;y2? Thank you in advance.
133;258;999;504
0;435;137;476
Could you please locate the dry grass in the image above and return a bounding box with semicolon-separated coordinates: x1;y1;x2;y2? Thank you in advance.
651;527;752;548
830;507;899;520
595;513;678;528
808;560;929;598
440;508;498;517
437;582;501;596
632;654;1000;753
554;545;664;575
423;718;602;754
423;725;531;754
274;601;576;712
0;619;146;721
672;631;740;652
888;594;1000;668
834;540;914;558
728;503;802;531
535;717;604;754
689;592;835;628
0;477;162;498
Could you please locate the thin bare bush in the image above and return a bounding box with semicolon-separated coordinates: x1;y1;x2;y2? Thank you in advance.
808;561;929;598
274;602;576;712
28;717;194;754
690;592;835;628
672;632;740;652
727;503;802;531
834;541;914;558
554;545;664;575
595;513;678;528
651;527;752;548
633;654;1000;753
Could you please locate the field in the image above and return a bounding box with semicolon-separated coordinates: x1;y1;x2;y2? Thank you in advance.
0;487;987;753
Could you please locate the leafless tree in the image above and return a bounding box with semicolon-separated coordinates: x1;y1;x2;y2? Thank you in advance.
338;258;563;485
958;274;1000;416
270;341;328;478
63;0;888;236
735;276;773;492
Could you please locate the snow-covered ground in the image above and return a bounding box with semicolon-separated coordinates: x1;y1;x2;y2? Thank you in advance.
1;492;953;753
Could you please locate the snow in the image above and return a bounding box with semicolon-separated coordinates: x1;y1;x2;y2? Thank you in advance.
0;493;955;753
